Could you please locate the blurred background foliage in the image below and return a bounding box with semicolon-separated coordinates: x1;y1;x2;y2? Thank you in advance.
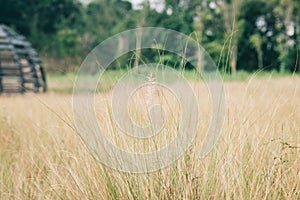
0;0;299;74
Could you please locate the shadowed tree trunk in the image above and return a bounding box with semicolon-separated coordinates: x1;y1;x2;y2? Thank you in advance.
134;28;143;69
134;0;148;69
250;33;264;69
230;29;238;74
194;5;207;70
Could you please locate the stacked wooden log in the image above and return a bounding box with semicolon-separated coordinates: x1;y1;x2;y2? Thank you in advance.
0;24;46;93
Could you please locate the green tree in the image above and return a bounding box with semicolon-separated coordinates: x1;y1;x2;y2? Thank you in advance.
0;0;83;50
218;0;243;74
83;0;133;47
273;0;300;72
238;0;279;71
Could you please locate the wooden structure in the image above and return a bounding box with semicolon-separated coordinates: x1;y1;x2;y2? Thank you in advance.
0;24;46;93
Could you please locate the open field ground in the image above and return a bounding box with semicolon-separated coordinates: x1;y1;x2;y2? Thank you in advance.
0;75;299;199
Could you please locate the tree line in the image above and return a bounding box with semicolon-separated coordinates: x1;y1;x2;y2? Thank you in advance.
0;0;299;73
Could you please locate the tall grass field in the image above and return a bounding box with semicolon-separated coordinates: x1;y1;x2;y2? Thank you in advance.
0;75;299;199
